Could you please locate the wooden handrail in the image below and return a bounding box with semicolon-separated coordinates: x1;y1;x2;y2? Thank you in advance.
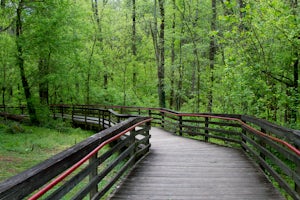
1;104;299;199
28;117;152;200
0;112;152;200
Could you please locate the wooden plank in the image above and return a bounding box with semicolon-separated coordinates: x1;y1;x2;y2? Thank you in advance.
109;127;284;200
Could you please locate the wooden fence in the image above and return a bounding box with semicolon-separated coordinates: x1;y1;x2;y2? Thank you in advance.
0;108;151;200
82;104;300;200
0;104;299;199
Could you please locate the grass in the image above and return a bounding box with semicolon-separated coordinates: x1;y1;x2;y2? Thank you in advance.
0;119;129;199
0;119;94;182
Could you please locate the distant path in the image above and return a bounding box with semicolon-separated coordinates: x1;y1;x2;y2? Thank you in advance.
109;127;283;200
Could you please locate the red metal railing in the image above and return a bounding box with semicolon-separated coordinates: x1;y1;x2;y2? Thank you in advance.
165;111;300;157
28;117;152;200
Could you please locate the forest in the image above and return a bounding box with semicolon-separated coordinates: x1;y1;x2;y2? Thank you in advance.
0;0;299;128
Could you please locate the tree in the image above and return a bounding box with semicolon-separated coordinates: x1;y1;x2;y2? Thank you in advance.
207;0;217;113
16;0;39;124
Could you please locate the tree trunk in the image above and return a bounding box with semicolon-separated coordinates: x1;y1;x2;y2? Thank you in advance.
2;62;6;107
132;0;137;87
16;0;39;125
157;0;166;108
176;34;183;111
169;0;176;109
38;53;50;105
291;0;299;125
291;53;299;124
207;0;217;113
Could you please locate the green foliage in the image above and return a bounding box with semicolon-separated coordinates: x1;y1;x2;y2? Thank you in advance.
5;122;25;134
0;0;298;128
0;120;93;181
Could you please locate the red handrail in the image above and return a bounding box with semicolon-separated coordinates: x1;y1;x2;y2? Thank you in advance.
28;118;152;200
90;105;300;157
160;110;300;157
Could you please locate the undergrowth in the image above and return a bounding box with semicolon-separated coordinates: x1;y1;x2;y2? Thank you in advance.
0;119;94;182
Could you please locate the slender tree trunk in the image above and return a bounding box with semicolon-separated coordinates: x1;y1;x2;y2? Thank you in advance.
291;52;299;124
207;0;217;113
176;34;183;111
38;53;50;105
2;62;6;107
16;0;39;125
169;0;176;109
132;0;137;87
291;0;299;124
157;0;166;108
193;7;201;112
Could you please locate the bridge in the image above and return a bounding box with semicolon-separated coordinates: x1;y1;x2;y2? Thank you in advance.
0;105;299;200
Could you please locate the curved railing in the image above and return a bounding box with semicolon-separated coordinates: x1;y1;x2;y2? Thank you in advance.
0;110;151;200
0;104;299;199
80;104;300;200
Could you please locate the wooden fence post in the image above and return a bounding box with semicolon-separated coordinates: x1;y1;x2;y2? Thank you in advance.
109;111;112;127
84;107;87;129
130;128;136;163
205;117;209;142
60;104;64;119
89;153;98;199
179;116;183;136
161;111;165;128
239;119;247;152
98;109;101;130
259;128;267;172
296;144;300;196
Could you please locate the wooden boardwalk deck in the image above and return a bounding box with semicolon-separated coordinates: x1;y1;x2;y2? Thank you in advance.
109;127;284;200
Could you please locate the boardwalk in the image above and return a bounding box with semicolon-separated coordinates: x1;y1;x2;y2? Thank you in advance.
109;127;284;200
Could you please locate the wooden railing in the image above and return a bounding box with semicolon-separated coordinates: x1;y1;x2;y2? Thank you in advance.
81;105;300;200
0;111;151;200
0;104;299;199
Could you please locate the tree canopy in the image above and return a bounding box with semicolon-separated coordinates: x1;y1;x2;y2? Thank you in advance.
0;0;299;128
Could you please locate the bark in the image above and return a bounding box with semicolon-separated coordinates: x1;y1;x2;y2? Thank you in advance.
38;53;50;105
2;63;6;107
176;33;183;111
207;0;217;113
158;0;166;108
169;0;176;109
291;53;299;124
16;0;39;125
132;0;137;87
